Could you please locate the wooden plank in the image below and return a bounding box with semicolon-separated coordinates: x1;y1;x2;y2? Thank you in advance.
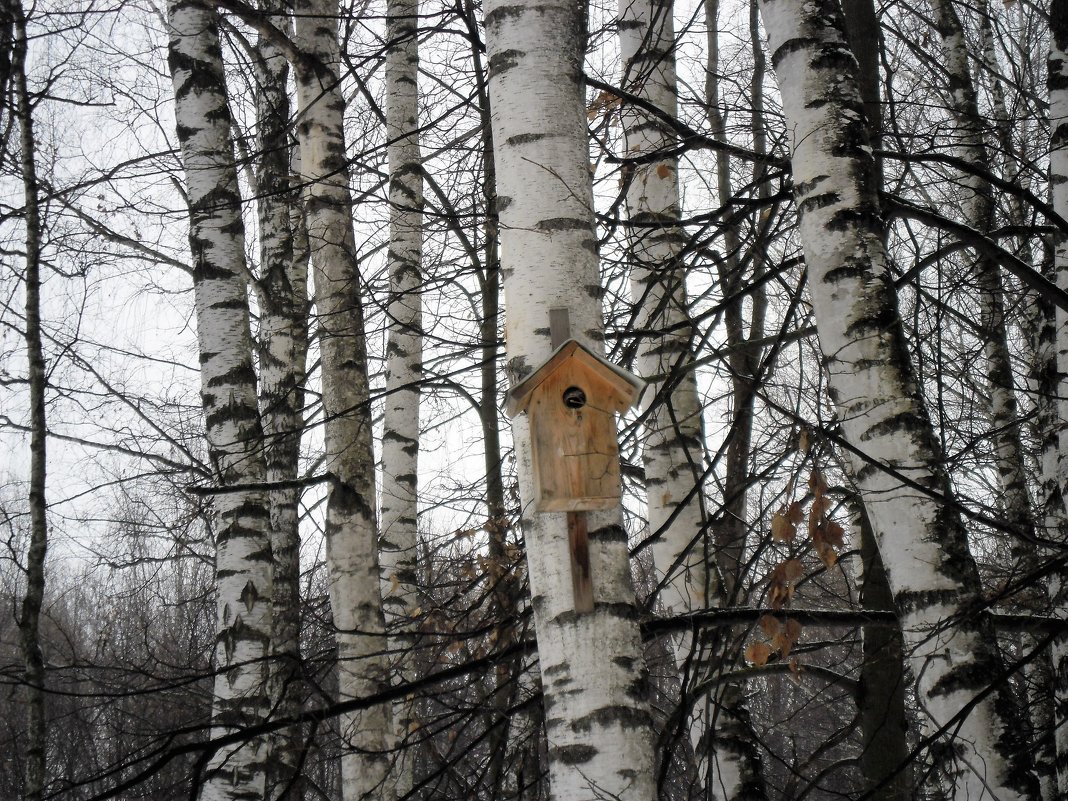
567;511;594;613
549;307;571;349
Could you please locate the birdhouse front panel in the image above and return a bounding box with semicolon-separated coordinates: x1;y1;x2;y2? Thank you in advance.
528;360;623;512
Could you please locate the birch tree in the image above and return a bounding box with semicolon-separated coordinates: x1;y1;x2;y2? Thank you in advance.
934;1;1057;795
756;0;1038;796
167;2;273;798
837;4;911;796
482;0;656;796
251;2;308;792
379;0;423;790
927;0;1036;561
619;0;765;795
1046;4;1068;796
292;1;394;797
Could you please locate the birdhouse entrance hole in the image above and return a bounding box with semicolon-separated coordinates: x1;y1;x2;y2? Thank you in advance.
563;386;586;408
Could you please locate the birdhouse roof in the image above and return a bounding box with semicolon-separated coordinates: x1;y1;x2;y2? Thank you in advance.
504;339;646;418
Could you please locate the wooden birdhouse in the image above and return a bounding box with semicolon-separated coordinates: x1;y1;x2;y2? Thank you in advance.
505;339;645;513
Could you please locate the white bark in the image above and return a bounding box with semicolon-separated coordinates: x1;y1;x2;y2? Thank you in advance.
1046;6;1068;796
380;0;423;792
252;5;308;796
619;0;708;629
928;0;1035;542
292;2;394;798
167;4;273;798
619;2;765;797
483;0;655;798
758;0;1037;797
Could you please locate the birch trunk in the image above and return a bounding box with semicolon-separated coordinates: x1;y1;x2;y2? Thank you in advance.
292;2;393;798
757;0;1037;796
836;6;911;797
928;0;1035;549
971;4;1056;795
483;0;655;797
252;5;308;796
380;0;423;792
620;0;707;630
167;4;273;798
622;1;766;796
930;6;1053;793
1046;6;1068;796
13;1;47;795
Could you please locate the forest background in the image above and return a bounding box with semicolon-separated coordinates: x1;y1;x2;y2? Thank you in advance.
0;0;1065;798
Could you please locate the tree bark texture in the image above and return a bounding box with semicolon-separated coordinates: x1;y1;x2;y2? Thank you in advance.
757;0;1038;796
252;4;308;797
292;1;394;798
483;0;656;797
380;0;423;792
836;6;911;798
621;1;766;797
928;0;1036;554
1046;5;1068;796
167;4;274;798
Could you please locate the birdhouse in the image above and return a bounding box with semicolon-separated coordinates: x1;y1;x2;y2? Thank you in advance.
505;339;645;513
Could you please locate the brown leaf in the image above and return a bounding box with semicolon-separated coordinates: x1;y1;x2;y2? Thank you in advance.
786;501;804;524
824;520;846;548
771;631;791;656
771;512;796;542
745;642;772;666
782;558;803;581
808;468;828;494
815;541;838;568
798;428;810;453
785;619;803;642
656;163;673;179
758;614;782;637
768;585;787;610
811;492;831;520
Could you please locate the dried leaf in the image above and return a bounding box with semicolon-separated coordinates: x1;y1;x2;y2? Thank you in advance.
758;614;782;637
745;641;772;666
771;512;796;542
824;520;846;548
815;542;838;568
656;163;673;179
785;619;803;641
798;428;810;453
585;90;621;120
811;492;831;520
786;501;804;524
808;468;828;494
772;631;793;658
782;559;803;581
768;585;788;610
